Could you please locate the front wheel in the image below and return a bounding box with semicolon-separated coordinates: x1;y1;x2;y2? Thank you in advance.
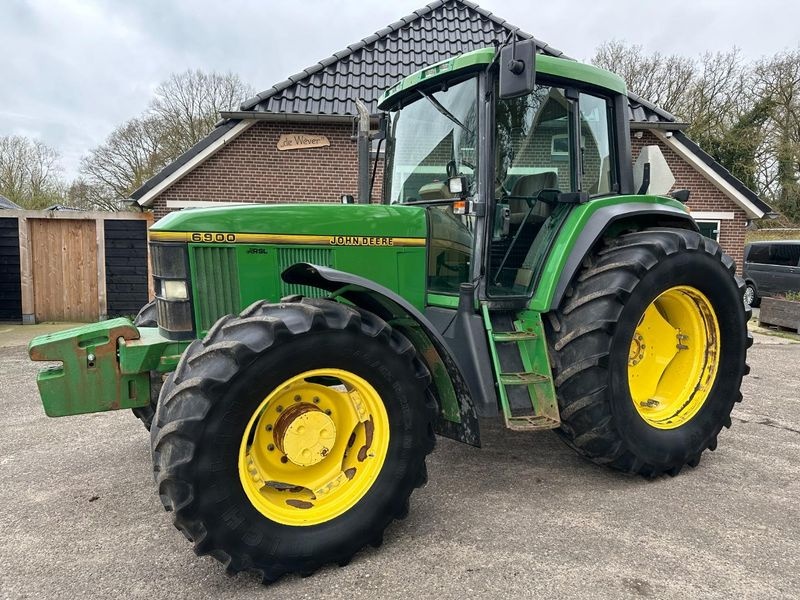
151;298;435;582
546;228;751;477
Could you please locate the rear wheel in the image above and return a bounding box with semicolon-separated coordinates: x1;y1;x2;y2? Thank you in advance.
131;300;162;430
151;298;434;581
546;228;751;476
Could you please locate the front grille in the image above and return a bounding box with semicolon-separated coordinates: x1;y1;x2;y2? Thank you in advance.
277;248;334;298
192;246;241;330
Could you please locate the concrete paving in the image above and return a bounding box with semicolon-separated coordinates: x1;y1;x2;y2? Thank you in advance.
0;328;798;599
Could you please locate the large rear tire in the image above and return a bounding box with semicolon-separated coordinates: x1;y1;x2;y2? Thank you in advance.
545;228;751;477
151;298;435;582
131;300;162;430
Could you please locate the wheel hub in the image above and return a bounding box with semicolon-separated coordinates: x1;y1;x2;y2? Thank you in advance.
273;403;336;467
627;286;720;429
628;333;646;366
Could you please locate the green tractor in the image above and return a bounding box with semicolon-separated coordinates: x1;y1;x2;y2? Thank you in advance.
29;41;750;582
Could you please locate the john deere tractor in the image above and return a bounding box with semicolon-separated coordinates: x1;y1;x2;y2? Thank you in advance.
29;40;750;582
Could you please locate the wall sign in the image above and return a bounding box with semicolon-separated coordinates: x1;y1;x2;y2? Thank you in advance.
277;133;330;151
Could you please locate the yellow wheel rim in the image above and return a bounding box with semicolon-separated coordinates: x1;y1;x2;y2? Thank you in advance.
238;369;390;526
628;286;720;429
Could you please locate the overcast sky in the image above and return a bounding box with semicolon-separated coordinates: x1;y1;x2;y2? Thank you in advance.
1;0;798;180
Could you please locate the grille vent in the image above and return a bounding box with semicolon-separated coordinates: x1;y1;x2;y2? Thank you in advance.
277;247;334;298
192;246;240;330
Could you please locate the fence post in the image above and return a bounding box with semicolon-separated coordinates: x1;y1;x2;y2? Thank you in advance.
17;217;34;325
96;218;107;321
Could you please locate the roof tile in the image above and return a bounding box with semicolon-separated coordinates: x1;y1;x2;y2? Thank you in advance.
240;0;561;115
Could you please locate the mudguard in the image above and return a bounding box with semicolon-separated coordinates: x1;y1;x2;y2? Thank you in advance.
548;202;698;310
282;263;480;447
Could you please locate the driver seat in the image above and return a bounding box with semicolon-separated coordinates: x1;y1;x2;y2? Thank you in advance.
508;171;558;225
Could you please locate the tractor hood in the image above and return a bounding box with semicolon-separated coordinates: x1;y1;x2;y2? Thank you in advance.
150;203;428;242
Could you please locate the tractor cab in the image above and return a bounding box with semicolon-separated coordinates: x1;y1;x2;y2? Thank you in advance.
378;44;633;303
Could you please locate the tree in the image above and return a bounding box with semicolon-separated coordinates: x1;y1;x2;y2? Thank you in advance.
592;41;695;114
150;70;254;157
754;50;800;221
80;115;168;201
0;135;65;209
80;70;253;207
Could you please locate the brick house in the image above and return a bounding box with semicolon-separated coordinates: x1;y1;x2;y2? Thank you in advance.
130;0;773;269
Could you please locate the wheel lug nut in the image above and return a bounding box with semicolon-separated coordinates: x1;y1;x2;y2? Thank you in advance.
325;409;332;415
294;395;301;402
266;424;273;431
267;444;275;451
280;456;288;464
276;405;283;413
313;397;320;404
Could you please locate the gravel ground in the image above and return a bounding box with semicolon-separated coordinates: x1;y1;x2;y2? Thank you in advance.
0;326;798;600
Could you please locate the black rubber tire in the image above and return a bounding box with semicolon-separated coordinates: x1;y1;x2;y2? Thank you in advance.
131;300;162;430
151;297;435;582
744;282;760;308
545;228;752;477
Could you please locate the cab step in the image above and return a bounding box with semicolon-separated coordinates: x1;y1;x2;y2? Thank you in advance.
507;414;561;431
482;305;561;432
491;331;538;342
498;371;550;385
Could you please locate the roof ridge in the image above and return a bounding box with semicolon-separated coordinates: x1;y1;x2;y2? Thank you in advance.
239;0;564;111
627;90;677;122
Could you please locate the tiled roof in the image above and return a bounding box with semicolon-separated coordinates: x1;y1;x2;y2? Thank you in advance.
240;0;565;115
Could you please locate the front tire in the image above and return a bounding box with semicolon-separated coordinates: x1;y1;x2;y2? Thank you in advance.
151;298;435;582
546;228;751;477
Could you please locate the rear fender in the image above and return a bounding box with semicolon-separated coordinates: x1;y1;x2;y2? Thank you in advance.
282;263;480;447
545;201;698;311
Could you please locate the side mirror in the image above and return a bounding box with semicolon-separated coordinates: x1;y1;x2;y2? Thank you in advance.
499;39;536;99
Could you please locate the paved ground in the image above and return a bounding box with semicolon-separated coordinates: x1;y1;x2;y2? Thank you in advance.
1;324;799;599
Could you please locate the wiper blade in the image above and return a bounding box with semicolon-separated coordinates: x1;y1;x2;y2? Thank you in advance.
419;90;473;135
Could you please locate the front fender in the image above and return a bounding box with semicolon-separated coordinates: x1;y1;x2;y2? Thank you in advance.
282;263;480;447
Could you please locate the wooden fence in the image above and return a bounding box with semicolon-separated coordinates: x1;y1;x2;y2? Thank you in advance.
0;210;153;323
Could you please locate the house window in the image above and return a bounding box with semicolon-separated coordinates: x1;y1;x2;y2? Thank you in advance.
696;220;720;241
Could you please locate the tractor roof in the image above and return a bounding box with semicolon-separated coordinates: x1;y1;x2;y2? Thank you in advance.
377;46;627;110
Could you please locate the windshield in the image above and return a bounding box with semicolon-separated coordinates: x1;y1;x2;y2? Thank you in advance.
386;77;478;203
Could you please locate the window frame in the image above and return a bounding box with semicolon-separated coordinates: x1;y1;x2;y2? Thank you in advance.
577;90;619;197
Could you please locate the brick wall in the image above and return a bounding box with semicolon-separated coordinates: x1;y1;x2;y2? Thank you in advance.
631;130;748;270
151;121;385;220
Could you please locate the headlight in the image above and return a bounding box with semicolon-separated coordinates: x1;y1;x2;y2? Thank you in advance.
151;243;194;339
161;280;188;300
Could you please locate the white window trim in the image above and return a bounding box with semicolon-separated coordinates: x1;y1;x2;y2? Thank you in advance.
165;200;258;209
137;120;255;207
690;211;734;220
651;130;765;219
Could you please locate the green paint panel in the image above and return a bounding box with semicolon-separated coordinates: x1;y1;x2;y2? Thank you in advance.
527;195;688;312
152;203;428;238
118;327;190;374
